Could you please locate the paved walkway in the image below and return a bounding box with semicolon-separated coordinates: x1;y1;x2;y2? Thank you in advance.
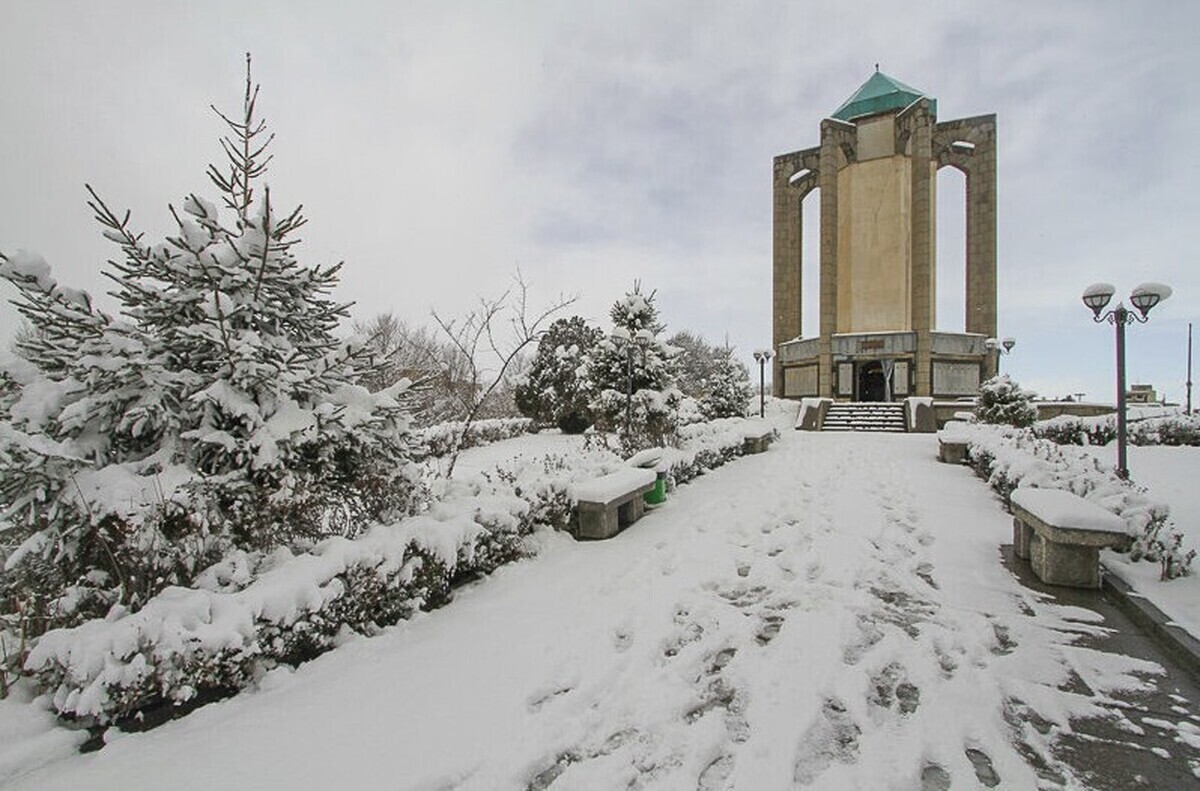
6;428;1200;789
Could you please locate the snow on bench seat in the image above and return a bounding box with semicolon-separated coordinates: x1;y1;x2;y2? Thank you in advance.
741;420;775;454
1010;487;1128;588
570;467;657;540
936;421;971;464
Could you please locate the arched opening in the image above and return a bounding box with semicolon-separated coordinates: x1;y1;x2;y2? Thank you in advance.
800;189;821;339
936;165;967;332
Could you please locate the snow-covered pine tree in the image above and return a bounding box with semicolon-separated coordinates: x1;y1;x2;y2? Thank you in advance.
701;346;753;419
514;315;603;433
975;374;1038;427
668;330;718;400
0;56;420;633
587;285;681;451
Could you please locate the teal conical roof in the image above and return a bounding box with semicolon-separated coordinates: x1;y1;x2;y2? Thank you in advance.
831;70;935;121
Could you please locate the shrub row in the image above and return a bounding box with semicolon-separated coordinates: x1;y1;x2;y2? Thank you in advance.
1033;411;1200;447
950;422;1194;579
412;417;534;459
24;416;768;726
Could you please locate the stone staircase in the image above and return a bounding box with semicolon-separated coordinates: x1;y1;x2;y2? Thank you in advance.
821;402;908;432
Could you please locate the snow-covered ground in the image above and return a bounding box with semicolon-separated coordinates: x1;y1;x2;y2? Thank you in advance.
1083;443;1200;639
3;421;1199;788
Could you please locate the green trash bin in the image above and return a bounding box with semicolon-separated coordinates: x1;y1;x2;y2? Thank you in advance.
644;469;667;505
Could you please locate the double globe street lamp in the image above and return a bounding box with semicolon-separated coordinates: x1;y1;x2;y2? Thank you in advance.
752;349;774;418
1082;282;1172;479
984;336;1016;374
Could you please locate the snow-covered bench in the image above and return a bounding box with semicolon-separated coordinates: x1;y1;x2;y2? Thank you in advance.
936;421;970;464
742;422;776;454
571;467;658;540
1010;488;1128;588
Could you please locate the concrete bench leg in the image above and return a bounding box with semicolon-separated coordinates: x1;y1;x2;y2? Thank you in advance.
617;496;644;527
1030;533;1102;588
578;504;620;540
1013;517;1034;560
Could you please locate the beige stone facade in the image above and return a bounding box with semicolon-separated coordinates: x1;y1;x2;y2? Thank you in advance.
772;73;998;400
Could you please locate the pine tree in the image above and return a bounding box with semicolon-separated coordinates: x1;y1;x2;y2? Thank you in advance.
0;56;420;632
701;346;753;419
587;285;681;451
514;316;602;433
668;330;720;400
975;374;1038;427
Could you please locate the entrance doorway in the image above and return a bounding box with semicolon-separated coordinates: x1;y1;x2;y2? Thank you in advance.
858;361;888;402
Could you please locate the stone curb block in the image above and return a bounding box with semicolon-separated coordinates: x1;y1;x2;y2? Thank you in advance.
1101;564;1200;683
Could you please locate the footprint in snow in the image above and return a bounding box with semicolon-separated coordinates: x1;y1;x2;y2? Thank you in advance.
867;662;920;715
793;697;862;785
920;763;951;790
696;754;734;791
964;747;1001;787
755;614;785;646
990;622;1016;655
527;684;575;712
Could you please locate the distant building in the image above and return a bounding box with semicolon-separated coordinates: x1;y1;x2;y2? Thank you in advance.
1126;384;1158;404
773;70;997;401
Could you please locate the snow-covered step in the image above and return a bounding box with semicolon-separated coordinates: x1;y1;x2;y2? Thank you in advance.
821;403;908;432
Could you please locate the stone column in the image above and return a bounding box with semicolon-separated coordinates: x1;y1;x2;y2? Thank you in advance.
817;122;845;398
909;101;935;397
772;153;803;396
966;120;997;342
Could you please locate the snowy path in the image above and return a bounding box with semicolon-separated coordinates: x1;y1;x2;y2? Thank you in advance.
5;428;1199;789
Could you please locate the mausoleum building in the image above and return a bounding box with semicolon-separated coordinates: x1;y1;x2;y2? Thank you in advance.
773;70;997;400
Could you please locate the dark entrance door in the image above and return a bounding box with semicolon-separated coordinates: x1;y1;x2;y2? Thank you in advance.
858;361;887;402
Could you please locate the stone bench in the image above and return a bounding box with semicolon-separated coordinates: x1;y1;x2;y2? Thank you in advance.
936;423;970;464
742;426;775;455
1010;488;1128;588
571;467;658;540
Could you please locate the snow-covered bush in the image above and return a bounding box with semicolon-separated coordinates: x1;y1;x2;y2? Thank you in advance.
1033;414;1117;446
0;62;420;639
24;480;535;725
22;411;768;724
665;418;776;486
667;331;752;420
701;347;753;420
975;375;1037;427
414;417;534;460
587;285;682;452
514;316;603;433
1033;412;1200;447
959;423;1194;579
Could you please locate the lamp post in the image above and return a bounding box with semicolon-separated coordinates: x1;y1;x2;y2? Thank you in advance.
984;336;1016;374
752;349;773;418
1082;282;1172;480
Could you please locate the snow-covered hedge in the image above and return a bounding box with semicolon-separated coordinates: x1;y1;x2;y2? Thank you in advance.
665;418;777;486
413;417;534;459
24;476;550;725
955;422;1194;579
1034;411;1200;447
24;415;767;725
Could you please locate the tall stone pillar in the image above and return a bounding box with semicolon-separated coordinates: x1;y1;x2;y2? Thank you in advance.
772;154;803;396
909;101;935;397
817;121;846;398
966;123;997;341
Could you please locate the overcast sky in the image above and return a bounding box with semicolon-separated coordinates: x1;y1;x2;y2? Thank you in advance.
2;1;1198;404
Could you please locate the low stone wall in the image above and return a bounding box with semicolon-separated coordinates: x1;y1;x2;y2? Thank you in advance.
932;400;1114;429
